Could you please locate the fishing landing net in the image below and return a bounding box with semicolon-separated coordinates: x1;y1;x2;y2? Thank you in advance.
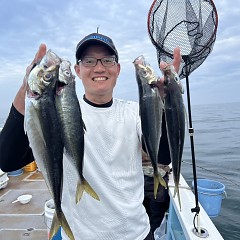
147;0;218;236
147;0;218;79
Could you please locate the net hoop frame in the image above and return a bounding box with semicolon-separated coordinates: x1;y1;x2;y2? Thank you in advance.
147;0;218;78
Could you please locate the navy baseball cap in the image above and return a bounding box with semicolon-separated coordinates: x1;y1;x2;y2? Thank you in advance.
76;33;119;63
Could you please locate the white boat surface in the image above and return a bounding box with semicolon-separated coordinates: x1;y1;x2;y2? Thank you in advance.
166;171;224;240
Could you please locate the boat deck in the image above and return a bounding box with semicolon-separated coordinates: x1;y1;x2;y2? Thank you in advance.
167;173;224;240
0;170;51;240
0;166;225;240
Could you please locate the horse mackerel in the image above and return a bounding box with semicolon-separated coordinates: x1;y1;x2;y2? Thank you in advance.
134;55;166;199
24;51;75;240
163;65;185;210
55;60;99;203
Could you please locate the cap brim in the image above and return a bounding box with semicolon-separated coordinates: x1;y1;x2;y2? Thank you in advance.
76;39;118;62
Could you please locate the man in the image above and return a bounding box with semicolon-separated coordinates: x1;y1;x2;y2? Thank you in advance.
0;32;181;240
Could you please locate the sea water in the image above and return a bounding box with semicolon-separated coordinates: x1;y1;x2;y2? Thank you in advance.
1;102;240;239
181;102;240;240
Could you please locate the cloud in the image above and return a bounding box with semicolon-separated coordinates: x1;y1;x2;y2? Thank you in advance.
0;0;240;123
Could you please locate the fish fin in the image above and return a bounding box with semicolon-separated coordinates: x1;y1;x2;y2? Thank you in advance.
49;212;61;240
76;179;100;203
83;179;100;201
57;211;75;240
153;174;167;199
153;175;160;199
24;99;46;146
29;105;46;146
158;173;167;189
35;122;46;146
173;185;182;211
24;97;31;134
75;180;84;204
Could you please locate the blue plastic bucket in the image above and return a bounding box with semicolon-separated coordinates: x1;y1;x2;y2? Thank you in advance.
192;179;226;217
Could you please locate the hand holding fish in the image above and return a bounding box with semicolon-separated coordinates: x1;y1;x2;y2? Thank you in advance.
134;50;185;209
142;149;150;161
155;47;181;97
25;44;47;84
13;43;47;115
160;47;181;74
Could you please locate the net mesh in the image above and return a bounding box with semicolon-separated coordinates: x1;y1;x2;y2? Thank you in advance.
148;0;218;79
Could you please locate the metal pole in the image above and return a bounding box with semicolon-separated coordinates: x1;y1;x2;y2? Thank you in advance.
185;73;200;214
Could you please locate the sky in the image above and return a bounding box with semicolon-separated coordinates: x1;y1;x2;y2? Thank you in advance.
0;0;240;122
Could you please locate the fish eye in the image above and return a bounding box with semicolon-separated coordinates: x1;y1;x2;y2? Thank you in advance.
139;67;147;76
174;76;179;82
64;70;70;77
44;73;53;81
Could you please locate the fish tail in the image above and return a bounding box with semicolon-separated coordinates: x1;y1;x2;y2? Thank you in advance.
75;179;100;203
75;180;84;203
153;174;167;199
57;211;75;240
48;212;61;240
158;174;167;189
174;185;182;211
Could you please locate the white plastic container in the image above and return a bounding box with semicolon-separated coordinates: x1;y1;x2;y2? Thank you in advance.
0;169;9;189
45;199;55;238
12;194;32;204
44;199;61;240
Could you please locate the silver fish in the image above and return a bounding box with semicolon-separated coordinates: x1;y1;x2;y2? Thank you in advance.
163;65;185;210
134;55;167;198
55;60;99;203
24;52;75;240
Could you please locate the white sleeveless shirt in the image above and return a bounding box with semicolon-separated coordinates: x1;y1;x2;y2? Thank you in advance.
61;98;150;240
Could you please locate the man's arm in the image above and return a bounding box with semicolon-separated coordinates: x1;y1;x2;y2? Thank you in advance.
0;44;47;172
0;105;34;171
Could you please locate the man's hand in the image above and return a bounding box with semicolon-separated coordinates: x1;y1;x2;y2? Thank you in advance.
155;47;182;97
13;44;47;115
142;149;150;162
159;47;181;74
23;44;47;88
